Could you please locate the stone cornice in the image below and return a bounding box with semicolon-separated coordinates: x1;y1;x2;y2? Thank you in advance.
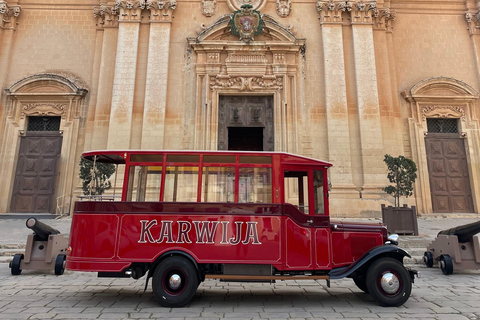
93;4;119;28
145;0;176;22
0;1;21;29
114;0;145;21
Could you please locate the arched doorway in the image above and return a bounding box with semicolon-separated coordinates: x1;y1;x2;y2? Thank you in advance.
2;73;87;214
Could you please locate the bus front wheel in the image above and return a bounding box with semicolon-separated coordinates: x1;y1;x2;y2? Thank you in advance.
152;256;199;307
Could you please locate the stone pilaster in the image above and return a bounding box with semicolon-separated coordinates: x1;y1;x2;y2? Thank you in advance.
107;0;144;149
0;2;20;143
316;1;354;187
465;10;480;87
349;0;386;189
91;4;119;150
141;0;176;149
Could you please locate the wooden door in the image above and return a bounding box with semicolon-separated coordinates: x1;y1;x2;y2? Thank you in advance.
425;134;474;213
11;132;63;213
218;96;274;151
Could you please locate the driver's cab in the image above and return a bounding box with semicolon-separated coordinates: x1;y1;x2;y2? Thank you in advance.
283;167;330;216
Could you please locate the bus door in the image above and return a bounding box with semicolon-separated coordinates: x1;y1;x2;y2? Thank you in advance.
283;168;331;270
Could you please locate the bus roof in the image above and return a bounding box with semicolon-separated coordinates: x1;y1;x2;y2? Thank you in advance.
81;150;333;167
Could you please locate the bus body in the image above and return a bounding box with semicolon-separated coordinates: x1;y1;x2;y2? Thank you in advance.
67;150;416;307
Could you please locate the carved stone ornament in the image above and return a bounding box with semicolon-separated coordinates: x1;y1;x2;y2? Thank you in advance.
231;4;263;43
114;0;146;21
210;75;283;91
201;0;217;17
465;11;480;35
373;7;396;31
0;2;21;29
275;0;291;18
227;0;266;12
146;0;177;21
316;0;352;24
21;103;67;119
421;105;466;121
93;4;118;27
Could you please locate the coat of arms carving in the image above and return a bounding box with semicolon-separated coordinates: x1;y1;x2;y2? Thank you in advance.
231;4;263;43
201;0;217;17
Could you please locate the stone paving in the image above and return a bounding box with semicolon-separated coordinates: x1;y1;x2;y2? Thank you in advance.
1;214;479;319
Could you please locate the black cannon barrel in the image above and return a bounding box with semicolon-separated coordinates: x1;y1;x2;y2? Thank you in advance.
26;217;61;241
438;221;480;243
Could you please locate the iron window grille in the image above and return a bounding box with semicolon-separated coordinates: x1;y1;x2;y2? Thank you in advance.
27;116;61;132
426;118;458;134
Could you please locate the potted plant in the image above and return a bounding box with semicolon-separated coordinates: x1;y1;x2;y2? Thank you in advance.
381;154;419;235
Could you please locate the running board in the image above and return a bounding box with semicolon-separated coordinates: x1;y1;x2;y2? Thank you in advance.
205;274;329;281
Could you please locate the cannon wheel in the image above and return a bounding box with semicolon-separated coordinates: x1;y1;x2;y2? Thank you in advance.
10;254;24;275
423;252;434;268
365;258;412;307
55;254;66;275
152;256;199;307
353;275;369;293
439;254;453;275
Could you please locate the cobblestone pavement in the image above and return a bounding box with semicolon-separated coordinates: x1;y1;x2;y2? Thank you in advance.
1;214;480;319
1;266;480;320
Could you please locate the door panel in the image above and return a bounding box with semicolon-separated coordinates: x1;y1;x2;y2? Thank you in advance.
425;135;473;213
11;132;62;213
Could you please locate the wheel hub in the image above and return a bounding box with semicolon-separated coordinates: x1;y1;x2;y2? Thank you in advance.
169;274;182;290
380;272;400;294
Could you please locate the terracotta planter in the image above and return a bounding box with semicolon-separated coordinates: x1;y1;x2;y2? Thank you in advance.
381;204;419;236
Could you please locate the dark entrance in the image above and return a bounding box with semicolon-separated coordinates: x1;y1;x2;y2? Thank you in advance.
218;96;274;151
11;117;63;213
228;127;263;151
425;119;474;213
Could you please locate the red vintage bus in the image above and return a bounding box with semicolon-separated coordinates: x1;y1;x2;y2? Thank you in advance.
66;150;416;307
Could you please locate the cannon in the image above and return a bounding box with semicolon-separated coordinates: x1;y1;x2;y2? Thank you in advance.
9;217;69;276
424;221;480;275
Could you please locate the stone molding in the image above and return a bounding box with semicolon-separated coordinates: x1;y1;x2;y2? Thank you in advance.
21;103;67;119
421;105;466;121
465;11;480;35
114;0;145;21
0;1;21;29
93;4;119;28
145;0;176;22
316;0;353;24
201;0;216;17
210;75;283;92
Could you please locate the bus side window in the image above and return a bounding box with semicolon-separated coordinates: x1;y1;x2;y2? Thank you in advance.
126;166;162;202
238;167;272;203
164;166;199;202
284;171;309;214
201;167;235;202
314;170;324;215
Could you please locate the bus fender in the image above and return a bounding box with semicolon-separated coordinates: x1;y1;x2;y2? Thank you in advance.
328;245;411;280
143;250;203;293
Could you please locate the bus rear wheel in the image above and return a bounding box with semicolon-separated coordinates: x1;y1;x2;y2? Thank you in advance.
152;256;199;307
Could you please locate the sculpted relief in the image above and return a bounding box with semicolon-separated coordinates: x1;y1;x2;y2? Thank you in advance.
275;0;291;17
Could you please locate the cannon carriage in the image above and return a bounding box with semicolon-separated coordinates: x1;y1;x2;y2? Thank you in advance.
9;217;69;276
424;221;480;275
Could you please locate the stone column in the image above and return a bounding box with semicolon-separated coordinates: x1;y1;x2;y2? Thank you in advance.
141;0;176;149
91;4;119;150
316;1;354;187
465;8;480;86
349;1;386;189
107;0;144;149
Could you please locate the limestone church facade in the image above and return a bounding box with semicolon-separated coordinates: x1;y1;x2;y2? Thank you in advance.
0;0;479;216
